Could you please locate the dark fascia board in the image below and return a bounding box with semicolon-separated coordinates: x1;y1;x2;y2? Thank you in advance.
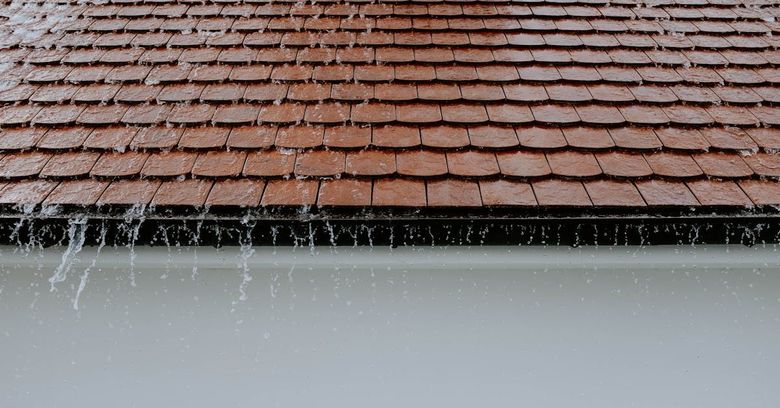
1;204;780;247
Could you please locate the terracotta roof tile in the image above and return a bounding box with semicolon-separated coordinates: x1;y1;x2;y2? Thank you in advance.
346;151;396;176
739;180;780;205
130;127;182;150
687;180;753;206
584;180;646;207
496;151;551;178
0;152;51;179
227;126;277;149
1;1;779;209
396;150;446;177
693;153;753;178
636;180;699;207
44;180;109;205
516;127;567;149
744;153;780;177
0;180;58;204
243;150;296;177
645;153;703;178
261;179;318;206
323;126;371;148
275;126;323;149
206;179;265;207
532;180;591;207
192;151;247;177
91;152;148;178
372;178;426;207
37;128;91;150
468;126;518;149
427;179;481;207
142;151;196;177
152;179;213;206
546;151;602;178
318;179;371;206
479;180;536;206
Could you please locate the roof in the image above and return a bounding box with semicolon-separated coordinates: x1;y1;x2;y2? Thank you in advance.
1;0;780;211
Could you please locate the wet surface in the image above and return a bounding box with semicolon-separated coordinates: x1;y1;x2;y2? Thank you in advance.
1;245;779;407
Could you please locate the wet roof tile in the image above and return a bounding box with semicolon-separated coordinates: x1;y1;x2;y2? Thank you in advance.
1;0;779;210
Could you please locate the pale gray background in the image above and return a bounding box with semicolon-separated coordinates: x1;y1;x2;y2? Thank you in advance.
1;245;779;408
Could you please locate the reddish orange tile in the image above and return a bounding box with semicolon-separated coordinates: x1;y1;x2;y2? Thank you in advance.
152;179;213;206
258;103;305;124
546;151;601;177
479;180;537;206
609;127;662;150
692;153;753;178
36;127;91;150
275;126;324;149
346;151;396;176
206;180;265;207
373;179;426;206
349;103;396;124
97;180;161;205
212;104;259;125
91;152;148;177
304;103;350;124
0;128;46;150
532;180;591;206
0;180;58;204
323;126;371;148
294;151;345;176
0;152;51;178
396;104;442;124
243;150;296;177
636;180;699;206
687;180;752;206
38;151;98;178
739;180;780;205
563;127;614;149
131;127;182;150
496;151;551;177
427;180;482;207
227;126;277;149
595;152;652;178
84;127;138;150
446;151;499;176
744;153;780;177
318;179;372;206
516;127;567;149
372;126;420;148
192;151;247;177
142;151;197;177
261;179;319;206
441;104;488;124
396;151;447;177
645;153;703;178
44;180;109;205
421;126;470;148
584;180;645;207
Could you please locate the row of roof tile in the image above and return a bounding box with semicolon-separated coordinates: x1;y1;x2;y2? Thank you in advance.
35;17;780;34
6;83;780;106
1;148;778;179
27;3;780;21
8;64;780;88
3;102;780;126
2;125;776;151
2;177;780;208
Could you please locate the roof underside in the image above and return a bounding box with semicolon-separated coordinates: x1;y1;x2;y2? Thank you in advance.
2;0;780;211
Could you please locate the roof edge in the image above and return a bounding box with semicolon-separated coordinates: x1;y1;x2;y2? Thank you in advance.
2;205;780;247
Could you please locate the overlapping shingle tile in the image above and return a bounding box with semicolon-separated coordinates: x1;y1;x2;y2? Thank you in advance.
2;0;780;208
